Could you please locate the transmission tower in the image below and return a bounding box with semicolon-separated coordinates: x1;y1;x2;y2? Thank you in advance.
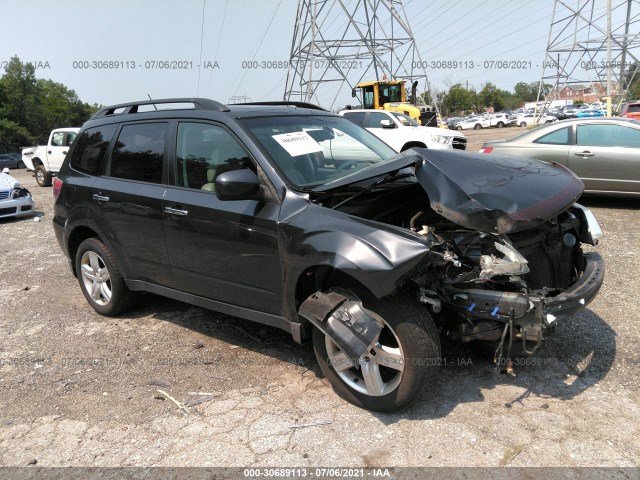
284;0;433;111
537;0;640;111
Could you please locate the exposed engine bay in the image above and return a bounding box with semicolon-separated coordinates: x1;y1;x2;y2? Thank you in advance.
314;177;604;368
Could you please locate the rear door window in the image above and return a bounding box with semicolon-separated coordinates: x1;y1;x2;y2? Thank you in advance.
341;111;366;127
109;123;168;184
534;127;571;145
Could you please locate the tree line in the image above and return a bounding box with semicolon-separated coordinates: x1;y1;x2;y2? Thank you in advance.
0;56;100;153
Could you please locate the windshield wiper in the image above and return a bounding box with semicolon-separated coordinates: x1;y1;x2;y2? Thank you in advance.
328;170;414;210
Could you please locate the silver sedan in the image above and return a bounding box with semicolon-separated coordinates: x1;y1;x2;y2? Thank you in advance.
480;117;640;196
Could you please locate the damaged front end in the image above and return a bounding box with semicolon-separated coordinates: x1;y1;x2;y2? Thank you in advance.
412;203;604;365
311;149;605;370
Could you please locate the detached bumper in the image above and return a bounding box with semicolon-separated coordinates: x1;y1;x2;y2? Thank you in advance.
542;252;604;321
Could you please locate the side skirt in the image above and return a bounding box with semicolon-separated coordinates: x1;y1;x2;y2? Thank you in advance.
125;279;304;343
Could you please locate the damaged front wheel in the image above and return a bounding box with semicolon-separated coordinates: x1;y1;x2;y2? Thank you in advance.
311;292;441;411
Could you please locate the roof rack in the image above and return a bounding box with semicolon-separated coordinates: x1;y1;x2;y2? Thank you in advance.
233;101;328;111
91;98;230;119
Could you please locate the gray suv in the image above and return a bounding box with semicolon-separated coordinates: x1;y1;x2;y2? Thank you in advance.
53;98;605;411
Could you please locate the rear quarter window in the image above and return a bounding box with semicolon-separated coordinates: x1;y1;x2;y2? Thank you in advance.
69;124;117;175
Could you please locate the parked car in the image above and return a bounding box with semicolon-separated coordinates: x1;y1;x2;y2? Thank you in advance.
21;128;80;186
477;113;513;128
575;108;605;118
620;100;640;120
445;117;465;129
0;153;25;169
453;116;490;130
0;167;34;219
53;98;604;411
480;117;640;195
339;109;467;151
515;113;558;127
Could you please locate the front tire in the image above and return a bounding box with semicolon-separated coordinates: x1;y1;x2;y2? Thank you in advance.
17;161;25;169
35;165;52;187
474;123;482;130
311;291;440;411
496;122;504;128
519;121;527;127
75;238;136;316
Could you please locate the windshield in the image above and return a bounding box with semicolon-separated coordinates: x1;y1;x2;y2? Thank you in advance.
241;115;397;188
391;112;419;126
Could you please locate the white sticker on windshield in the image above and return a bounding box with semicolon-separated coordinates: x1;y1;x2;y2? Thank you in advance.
272;131;323;157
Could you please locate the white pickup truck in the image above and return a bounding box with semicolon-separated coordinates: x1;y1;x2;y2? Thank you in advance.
22;127;80;186
339;109;467;152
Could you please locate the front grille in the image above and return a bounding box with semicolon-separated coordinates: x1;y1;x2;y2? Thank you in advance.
0;190;10;200
452;137;467;150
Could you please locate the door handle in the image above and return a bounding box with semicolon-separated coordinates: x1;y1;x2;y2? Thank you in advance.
48;151;52;154
93;194;110;202
165;206;188;216
575;151;594;157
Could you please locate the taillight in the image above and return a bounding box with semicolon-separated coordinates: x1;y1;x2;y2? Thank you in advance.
479;147;493;153
52;177;63;201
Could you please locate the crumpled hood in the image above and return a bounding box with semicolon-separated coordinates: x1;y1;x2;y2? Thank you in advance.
412;149;583;233
315;149;584;234
0;172;20;191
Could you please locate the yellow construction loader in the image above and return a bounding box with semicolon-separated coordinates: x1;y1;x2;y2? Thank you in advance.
349;80;437;126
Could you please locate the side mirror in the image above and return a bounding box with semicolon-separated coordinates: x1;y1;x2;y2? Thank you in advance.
351;88;357;98
215;169;260;201
380;119;395;129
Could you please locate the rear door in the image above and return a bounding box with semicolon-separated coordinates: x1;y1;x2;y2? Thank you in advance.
92;121;172;286
162;121;283;314
568;122;640;193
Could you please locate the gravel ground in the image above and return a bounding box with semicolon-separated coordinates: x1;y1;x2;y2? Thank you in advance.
1;136;639;469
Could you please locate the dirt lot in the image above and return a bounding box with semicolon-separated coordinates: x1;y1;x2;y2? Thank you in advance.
1;132;639;469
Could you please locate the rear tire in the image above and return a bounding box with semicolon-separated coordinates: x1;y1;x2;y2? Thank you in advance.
311;291;440;411
35;165;52;187
519;121;527;127
17;161;25;169
75;238;136;316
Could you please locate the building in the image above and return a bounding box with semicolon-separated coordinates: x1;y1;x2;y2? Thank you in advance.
552;83;618;103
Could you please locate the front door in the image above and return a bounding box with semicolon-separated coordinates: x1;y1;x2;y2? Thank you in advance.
163;121;283;315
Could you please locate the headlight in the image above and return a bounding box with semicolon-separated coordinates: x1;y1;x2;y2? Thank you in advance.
430;135;452;144
12;187;31;199
572;203;604;245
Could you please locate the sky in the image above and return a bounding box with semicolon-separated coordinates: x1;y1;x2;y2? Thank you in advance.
0;0;623;110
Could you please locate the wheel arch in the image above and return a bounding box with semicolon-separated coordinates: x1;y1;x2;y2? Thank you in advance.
400;141;427;152
67;225;102;277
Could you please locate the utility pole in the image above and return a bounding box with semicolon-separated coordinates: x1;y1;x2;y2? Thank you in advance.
537;0;640;116
284;0;433;111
